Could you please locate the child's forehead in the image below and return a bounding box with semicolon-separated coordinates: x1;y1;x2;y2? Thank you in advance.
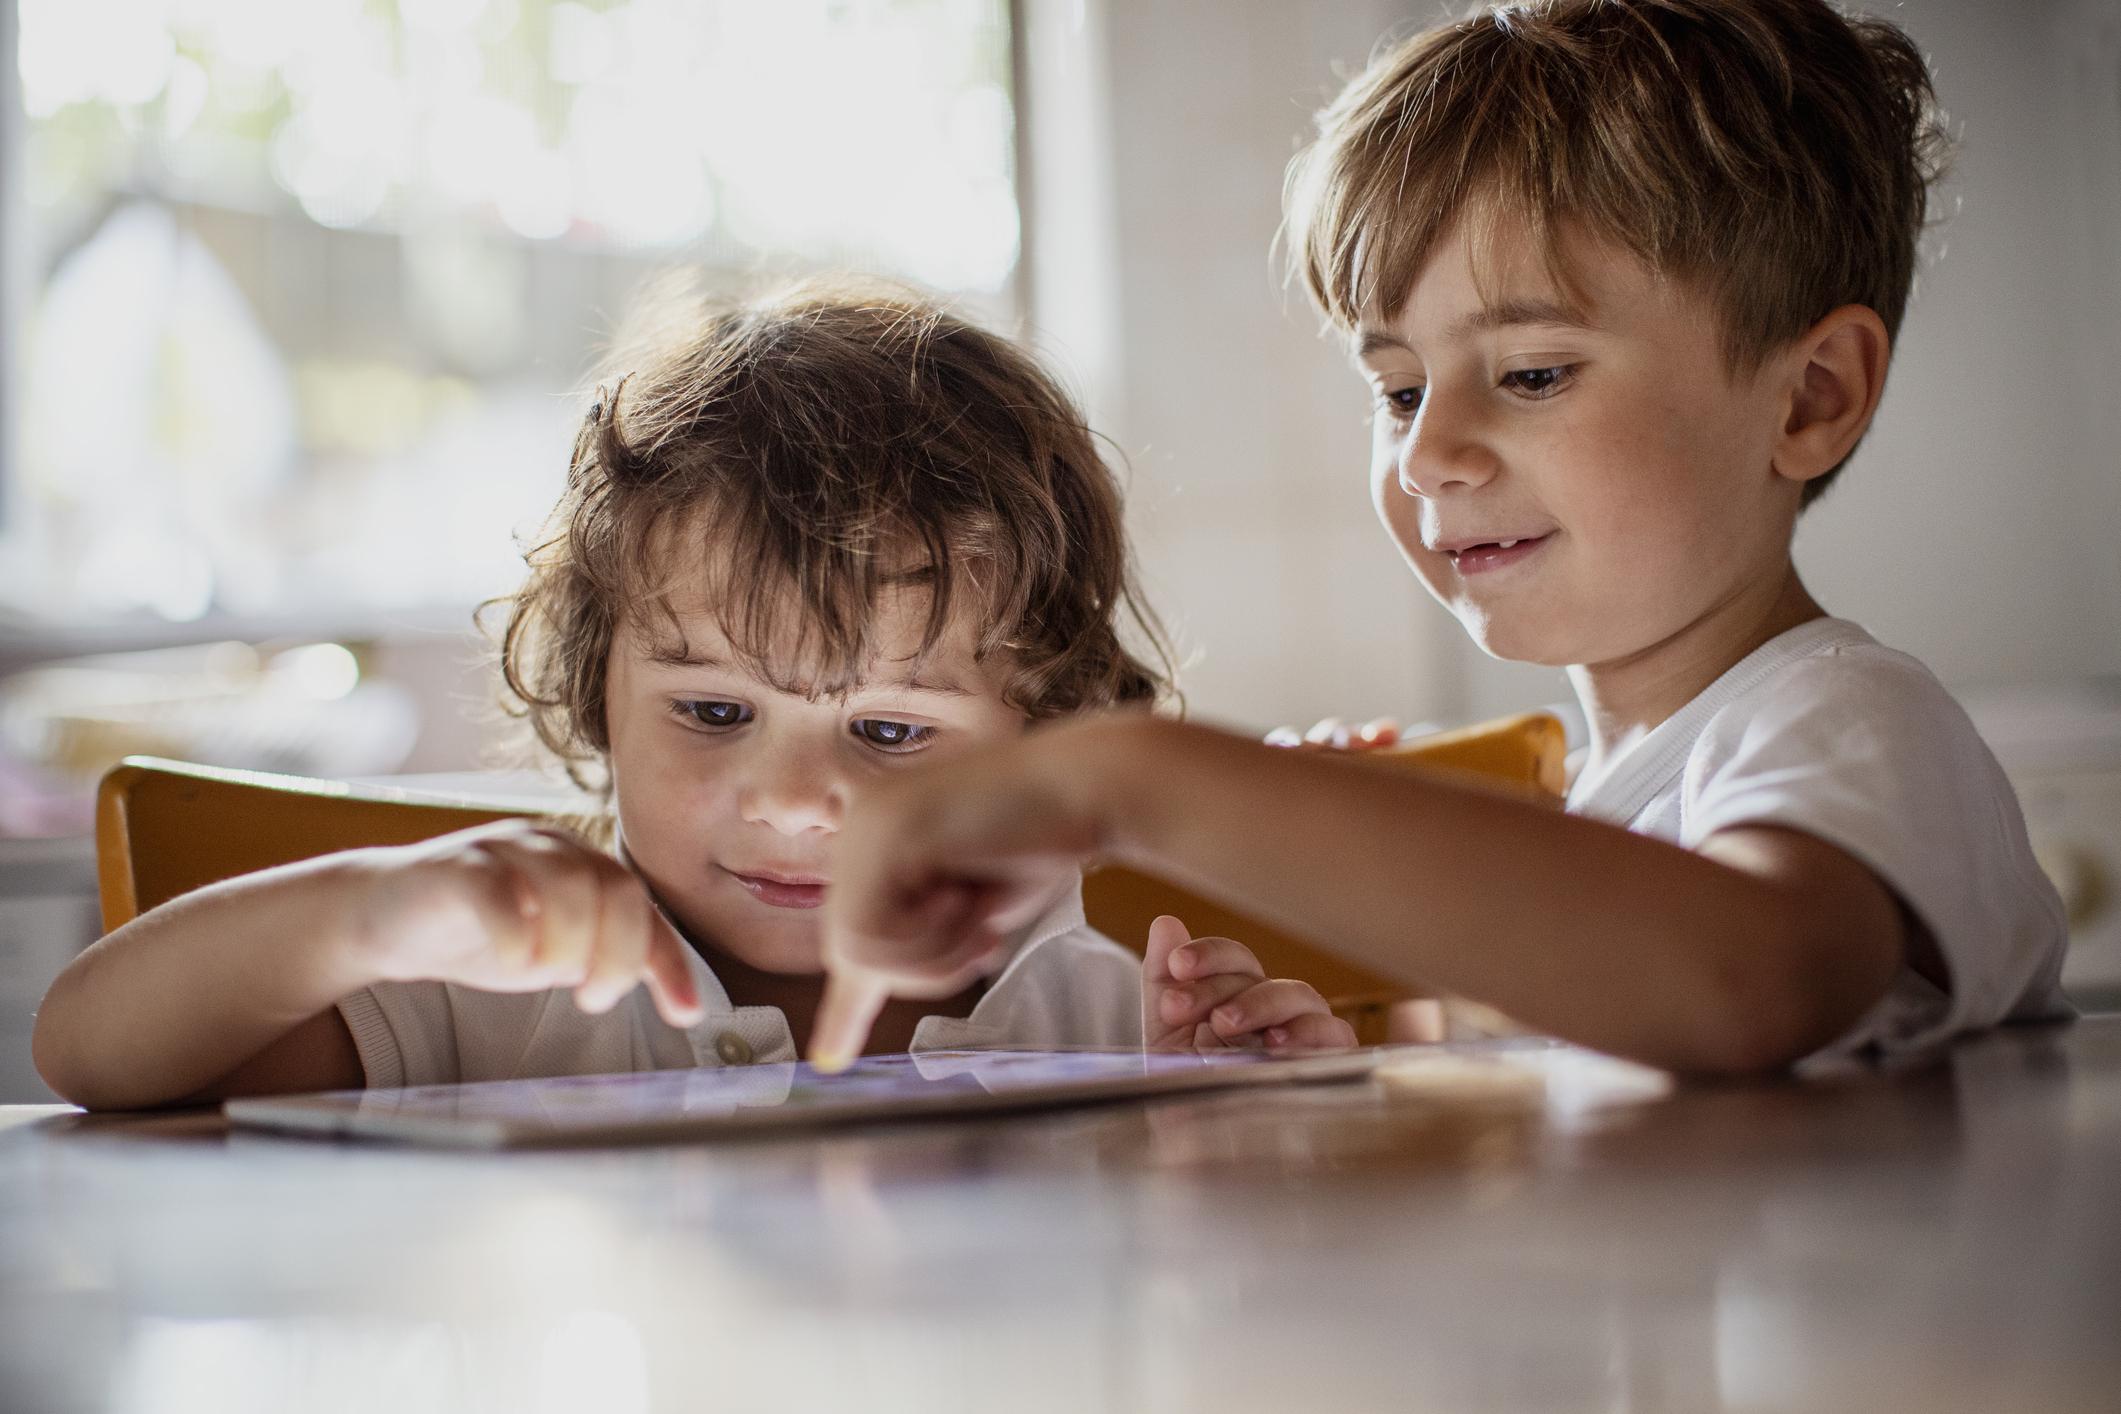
639;548;948;637
622;580;987;698
1352;216;1688;354
614;506;1020;700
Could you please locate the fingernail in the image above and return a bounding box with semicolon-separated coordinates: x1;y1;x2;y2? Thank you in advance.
1267;1026;1290;1047
811;1049;853;1075
1168;949;1194;978
1212;1005;1241;1030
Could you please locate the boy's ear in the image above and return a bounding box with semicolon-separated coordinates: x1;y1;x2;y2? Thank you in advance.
1772;304;1891;487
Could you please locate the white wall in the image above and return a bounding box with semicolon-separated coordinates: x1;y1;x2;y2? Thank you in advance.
1023;0;2121;734
1022;0;1487;734
1795;0;2121;692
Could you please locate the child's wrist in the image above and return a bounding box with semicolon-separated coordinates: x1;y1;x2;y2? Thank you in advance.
1047;712;1172;869
307;849;413;991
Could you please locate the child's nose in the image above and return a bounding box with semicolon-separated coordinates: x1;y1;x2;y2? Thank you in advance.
737;755;844;836
1397;393;1497;496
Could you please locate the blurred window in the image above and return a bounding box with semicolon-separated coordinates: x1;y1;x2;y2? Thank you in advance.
3;0;1020;624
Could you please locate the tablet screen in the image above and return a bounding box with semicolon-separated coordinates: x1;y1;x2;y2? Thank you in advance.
223;1046;1387;1148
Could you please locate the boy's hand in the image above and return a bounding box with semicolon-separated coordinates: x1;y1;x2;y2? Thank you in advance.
1142;914;1357;1051
351;820;705;1028
1264;716;1403;751
812;721;1114;1069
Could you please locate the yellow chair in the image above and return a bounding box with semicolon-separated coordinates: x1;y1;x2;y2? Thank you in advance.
97;712;1566;1035
95;760;529;931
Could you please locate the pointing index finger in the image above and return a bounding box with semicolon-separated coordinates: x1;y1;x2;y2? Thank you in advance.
641;897;705;1027
809;970;888;1074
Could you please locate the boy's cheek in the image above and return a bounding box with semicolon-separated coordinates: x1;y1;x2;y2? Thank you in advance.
1371;479;1428;565
1367;449;1403;519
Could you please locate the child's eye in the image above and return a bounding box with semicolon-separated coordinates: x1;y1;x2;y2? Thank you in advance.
1376;385;1425;419
852;718;935;753
671;699;753;731
1500;365;1576;399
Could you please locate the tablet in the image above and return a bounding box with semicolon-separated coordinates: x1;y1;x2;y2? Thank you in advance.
221;1046;1391;1149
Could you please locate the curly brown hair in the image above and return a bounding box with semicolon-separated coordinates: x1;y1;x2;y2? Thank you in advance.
1284;0;1951;504
493;276;1172;792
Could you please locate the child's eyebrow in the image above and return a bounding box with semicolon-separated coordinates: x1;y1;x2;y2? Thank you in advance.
646;646;727;668
872;672;974;699
1354;298;1598;359
644;646;973;698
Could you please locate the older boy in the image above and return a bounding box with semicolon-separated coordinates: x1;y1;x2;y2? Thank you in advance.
811;0;2068;1074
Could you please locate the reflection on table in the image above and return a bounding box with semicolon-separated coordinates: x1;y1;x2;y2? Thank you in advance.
2;1020;2117;1413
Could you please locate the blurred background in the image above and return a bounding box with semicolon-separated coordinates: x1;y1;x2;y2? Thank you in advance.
0;0;2116;1097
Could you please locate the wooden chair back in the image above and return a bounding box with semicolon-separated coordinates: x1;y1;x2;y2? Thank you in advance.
95;759;529;931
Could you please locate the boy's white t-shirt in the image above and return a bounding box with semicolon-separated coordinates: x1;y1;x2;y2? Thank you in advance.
337;881;1141;1088
1566;616;2070;1065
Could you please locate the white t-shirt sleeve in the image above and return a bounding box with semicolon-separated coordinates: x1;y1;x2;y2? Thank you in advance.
1678;653;2068;1063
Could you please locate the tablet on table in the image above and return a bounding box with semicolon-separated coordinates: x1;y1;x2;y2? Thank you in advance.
222;1046;1393;1149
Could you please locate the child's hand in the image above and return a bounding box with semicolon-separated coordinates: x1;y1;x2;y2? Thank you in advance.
1263;716;1403;751
1142;914;1357;1051
351;820;705;1027
812;719;1116;1069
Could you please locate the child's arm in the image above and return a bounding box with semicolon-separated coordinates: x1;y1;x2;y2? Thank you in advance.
1141;914;1357;1050
814;714;1908;1074
33;821;705;1111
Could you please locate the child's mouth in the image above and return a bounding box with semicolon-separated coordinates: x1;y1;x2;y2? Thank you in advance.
724;867;829;910
1447;534;1551;575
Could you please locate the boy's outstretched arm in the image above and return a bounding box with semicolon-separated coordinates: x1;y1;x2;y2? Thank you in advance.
814;714;1910;1075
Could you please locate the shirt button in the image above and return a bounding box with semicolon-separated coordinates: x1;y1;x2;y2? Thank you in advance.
715;1033;754;1066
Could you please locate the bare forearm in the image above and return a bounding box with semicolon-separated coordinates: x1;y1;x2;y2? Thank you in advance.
1081;717;1889;1072
32;856;381;1109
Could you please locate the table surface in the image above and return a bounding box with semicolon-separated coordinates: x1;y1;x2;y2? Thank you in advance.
3;1019;2117;1414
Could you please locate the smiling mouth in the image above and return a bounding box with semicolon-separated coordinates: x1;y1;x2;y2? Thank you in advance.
722;867;828;910
1445;534;1552;575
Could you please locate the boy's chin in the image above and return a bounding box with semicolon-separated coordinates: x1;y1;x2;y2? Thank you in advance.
1453;607;1577;668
